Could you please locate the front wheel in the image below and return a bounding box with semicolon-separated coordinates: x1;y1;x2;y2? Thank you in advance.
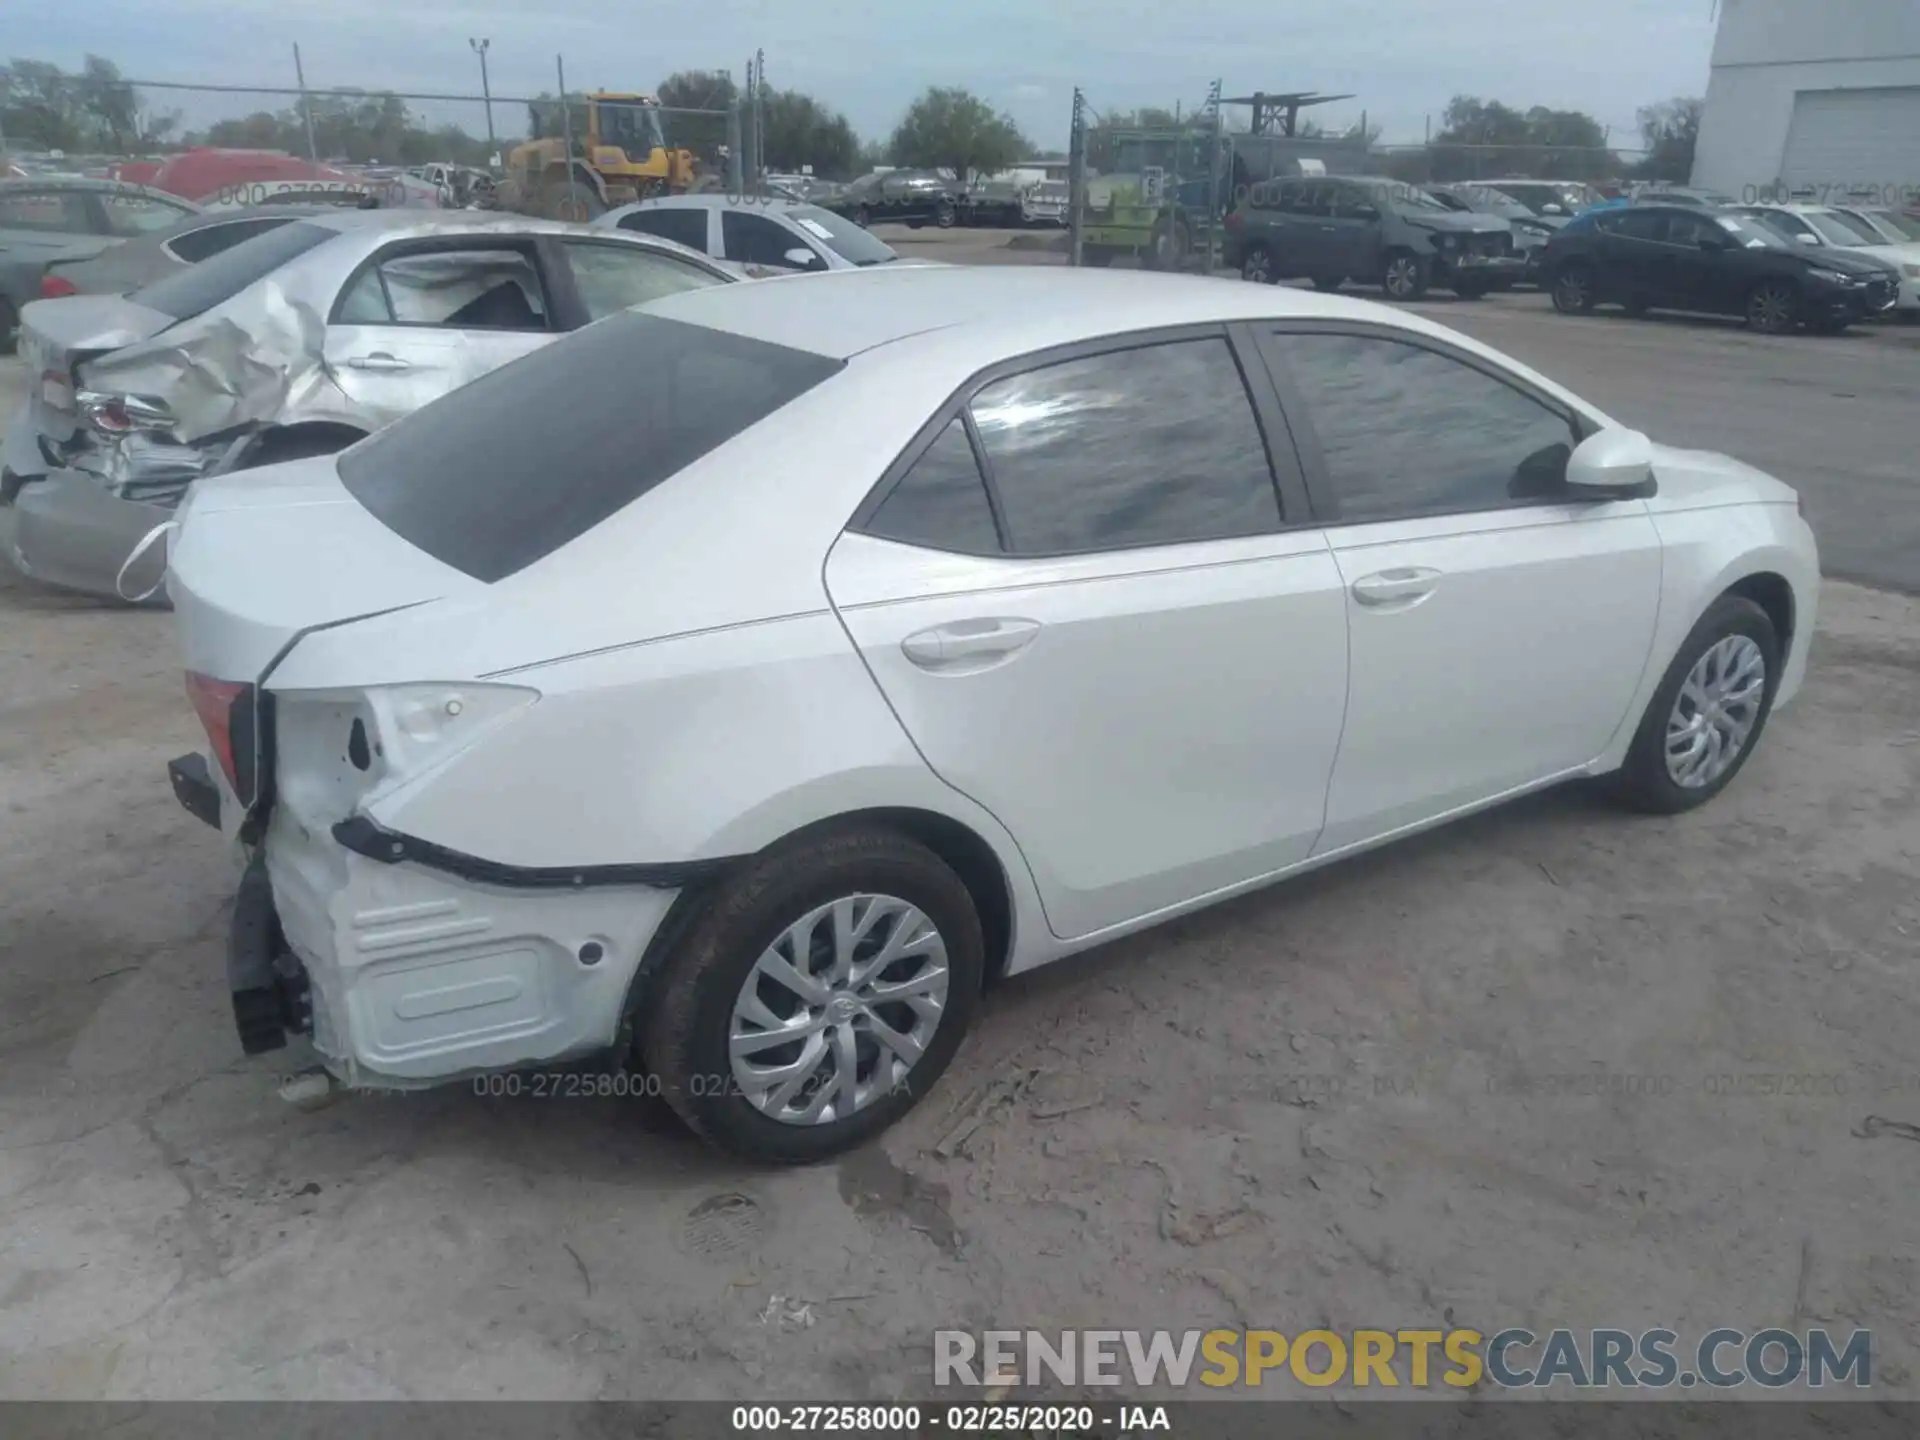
1609;595;1781;814
639;826;985;1163
1381;251;1430;300
1747;278;1800;334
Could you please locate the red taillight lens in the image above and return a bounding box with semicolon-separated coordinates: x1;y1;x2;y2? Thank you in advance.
39;273;78;300
185;672;247;792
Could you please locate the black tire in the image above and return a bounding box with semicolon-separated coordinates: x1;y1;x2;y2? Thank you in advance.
639;825;985;1164
1609;594;1782;815
1550;262;1597;314
935;200;957;229
1311;275;1345;292
539;177;605;221
1746;278;1799;334
1239;244;1276;284
1381;250;1430;300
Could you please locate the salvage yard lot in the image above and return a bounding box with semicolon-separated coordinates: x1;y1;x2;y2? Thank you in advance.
2;265;1918;1402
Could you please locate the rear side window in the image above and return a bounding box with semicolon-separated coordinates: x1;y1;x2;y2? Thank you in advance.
865;420;1001;554
967;338;1282;555
165;216;295;264
131;220;333;319
339;312;843;582
335;246;549;329
616;206;710;252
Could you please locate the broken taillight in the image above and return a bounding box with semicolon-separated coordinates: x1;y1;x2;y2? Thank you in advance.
185;672;248;793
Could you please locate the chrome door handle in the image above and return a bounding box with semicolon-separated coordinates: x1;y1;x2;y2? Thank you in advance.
901;617;1041;670
1350;567;1441;607
347;352;411;372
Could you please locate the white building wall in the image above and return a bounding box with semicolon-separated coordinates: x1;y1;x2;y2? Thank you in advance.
1691;0;1920;196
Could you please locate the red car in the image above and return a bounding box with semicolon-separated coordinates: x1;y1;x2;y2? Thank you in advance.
150;149;436;209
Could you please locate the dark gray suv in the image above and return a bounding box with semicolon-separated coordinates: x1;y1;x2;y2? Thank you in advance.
1221;176;1528;299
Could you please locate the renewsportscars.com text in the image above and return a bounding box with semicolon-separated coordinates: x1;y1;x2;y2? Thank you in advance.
934;1326;1871;1390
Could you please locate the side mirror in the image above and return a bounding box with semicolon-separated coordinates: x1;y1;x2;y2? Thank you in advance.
1794;233;1819;245
1542;203;1566;215
783;247;822;270
1566;428;1655;499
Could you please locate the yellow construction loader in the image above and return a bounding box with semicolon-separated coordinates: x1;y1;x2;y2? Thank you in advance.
498;93;697;220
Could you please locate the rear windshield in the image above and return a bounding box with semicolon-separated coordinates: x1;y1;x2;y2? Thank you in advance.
130;220;333;319
338;311;844;582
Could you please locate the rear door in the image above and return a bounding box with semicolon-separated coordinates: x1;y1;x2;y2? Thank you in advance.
1325;182;1386;278
826;326;1349;941
324;238;558;429
1604;208;1673;306
1256;323;1661;852
611;203;716;257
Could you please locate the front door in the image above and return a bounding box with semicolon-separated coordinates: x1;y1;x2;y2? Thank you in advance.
1257;324;1663;852
826;330;1349;940
324;239;558;430
1322;182;1386;280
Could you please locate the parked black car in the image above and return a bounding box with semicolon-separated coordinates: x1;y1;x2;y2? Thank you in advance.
825;170;959;229
1542;205;1898;334
1223;175;1527;299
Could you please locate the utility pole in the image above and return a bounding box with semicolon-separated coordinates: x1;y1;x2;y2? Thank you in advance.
469;38;495;160
557;54;578;217
1204;78;1223;274
291;43;318;161
1067;88;1086;267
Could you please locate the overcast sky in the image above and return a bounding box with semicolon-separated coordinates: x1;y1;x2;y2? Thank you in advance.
30;0;1718;152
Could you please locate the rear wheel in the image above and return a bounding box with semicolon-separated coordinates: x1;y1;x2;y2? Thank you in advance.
935;200;957;229
1381;250;1429;300
1240;244;1276;284
234;426;366;471
1550;262;1597;314
538;176;604;221
640;826;985;1163
1746;278;1799;334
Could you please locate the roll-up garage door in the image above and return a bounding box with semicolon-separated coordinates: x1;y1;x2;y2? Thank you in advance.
1778;87;1920;201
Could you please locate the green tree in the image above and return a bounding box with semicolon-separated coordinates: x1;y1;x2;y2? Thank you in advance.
759;89;859;177
1432;94;1615;180
1635;97;1702;182
889;86;1028;181
655;69;736;165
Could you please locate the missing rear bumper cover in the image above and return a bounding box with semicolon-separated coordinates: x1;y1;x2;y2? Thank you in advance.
330;814;741;891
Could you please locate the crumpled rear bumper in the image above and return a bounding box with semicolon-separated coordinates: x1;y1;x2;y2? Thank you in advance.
6;467;171;602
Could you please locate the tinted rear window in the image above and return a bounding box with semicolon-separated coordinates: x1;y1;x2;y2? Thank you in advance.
131;220;333;319
338;311;844;582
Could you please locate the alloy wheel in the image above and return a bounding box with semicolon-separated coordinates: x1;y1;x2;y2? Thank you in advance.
728;894;950;1126
1664;635;1767;789
1384;256;1420;299
1241;248;1272;284
1749;282;1796;333
1553;269;1592;313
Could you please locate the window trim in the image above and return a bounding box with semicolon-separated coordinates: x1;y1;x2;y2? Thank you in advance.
326;235;559;332
160;215;286;265
848;322;1314;559
1253;319;1602;529
614;204;716;255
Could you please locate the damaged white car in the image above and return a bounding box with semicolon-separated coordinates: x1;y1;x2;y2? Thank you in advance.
166;267;1818;1163
2;210;734;600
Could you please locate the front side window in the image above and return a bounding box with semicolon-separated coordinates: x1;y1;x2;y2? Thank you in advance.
561;239;724;319
864;419;1001;554
722;210;812;268
1277;332;1578;523
1613;210;1668;242
787;205;896;266
615;206;711;253
967;337;1281;555
337;246;549;330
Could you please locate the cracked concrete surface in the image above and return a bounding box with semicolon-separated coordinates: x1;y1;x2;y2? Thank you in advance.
0;353;1917;1405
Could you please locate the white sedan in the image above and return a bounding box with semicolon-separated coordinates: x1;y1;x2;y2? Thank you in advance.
164;266;1819;1163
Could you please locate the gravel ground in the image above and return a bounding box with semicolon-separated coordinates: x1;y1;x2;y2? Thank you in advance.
0;285;1916;1407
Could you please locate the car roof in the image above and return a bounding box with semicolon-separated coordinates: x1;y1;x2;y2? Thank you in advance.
641;263;1475;363
0;175;195;204
618;193;816;213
